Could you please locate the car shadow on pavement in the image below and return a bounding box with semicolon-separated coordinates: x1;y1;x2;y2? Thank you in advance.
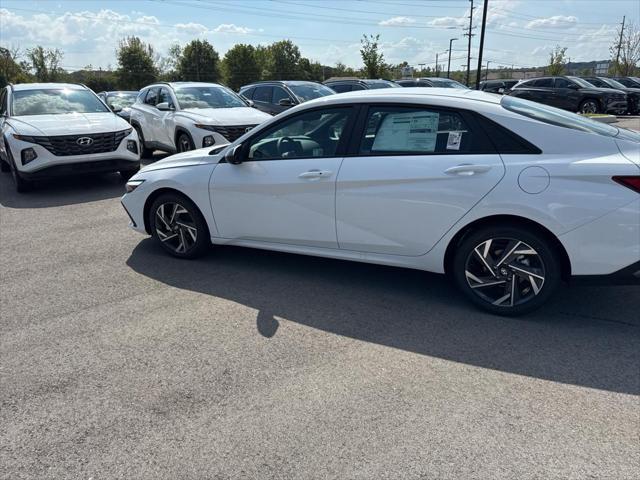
127;239;640;395
0;152;168;209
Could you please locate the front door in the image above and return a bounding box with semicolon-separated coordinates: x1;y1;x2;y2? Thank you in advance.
336;105;505;256
210;106;355;248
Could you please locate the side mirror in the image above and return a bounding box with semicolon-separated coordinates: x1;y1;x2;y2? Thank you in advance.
498;87;505;94
156;102;175;111
224;144;244;165
111;105;123;113
278;98;293;107
245;99;255;108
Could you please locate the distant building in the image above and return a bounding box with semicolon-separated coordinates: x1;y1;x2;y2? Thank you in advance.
401;66;414;79
594;62;610;75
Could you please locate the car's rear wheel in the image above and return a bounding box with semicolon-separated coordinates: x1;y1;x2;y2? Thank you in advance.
579;99;600;114
149;193;210;259
452;225;562;315
177;132;194;153
134;125;154;158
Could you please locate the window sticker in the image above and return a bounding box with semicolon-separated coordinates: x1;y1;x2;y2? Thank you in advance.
446;131;463;150
371;111;439;152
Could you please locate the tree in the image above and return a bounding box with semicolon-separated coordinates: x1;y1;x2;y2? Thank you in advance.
331;61;358;78
158;43;182;81
547;45;568;76
222;44;260;90
0;46;31;86
298;58;324;82
27;46;64;82
68;66;118;92
178;39;220;82
610;22;640;76
360;34;385;78
265;40;301;80
116;36;157;89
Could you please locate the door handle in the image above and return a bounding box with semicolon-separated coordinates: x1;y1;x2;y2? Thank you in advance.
298;169;333;179
444;164;492;176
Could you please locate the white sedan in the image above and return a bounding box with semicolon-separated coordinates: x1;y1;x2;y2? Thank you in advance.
121;89;640;315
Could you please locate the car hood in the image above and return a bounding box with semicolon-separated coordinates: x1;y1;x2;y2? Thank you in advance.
140;146;227;173
178;107;272;125
582;87;626;96
8;112;130;136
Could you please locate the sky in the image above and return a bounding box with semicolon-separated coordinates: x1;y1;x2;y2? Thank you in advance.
0;0;638;72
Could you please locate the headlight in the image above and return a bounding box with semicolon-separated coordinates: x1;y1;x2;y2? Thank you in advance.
123;127;133;136
125;179;144;193
194;124;217;131
13;134;36;143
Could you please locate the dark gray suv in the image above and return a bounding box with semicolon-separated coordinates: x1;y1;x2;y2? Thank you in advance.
239;81;335;116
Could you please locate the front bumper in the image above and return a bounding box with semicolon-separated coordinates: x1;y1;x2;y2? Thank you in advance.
19;158;141;180
604;99;628;113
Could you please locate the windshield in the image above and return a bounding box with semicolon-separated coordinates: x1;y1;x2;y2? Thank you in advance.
366;80;400;89
569;77;595;88
289;83;335;102
174;85;246;109
501;95;621;137
600;78;626;89
429;78;469;89
12;89;110;116
106;92;137;109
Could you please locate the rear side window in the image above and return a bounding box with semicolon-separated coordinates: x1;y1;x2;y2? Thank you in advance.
351;84;366;91
253;86;272;102
533;78;553;87
239;87;255;99
359;106;477;155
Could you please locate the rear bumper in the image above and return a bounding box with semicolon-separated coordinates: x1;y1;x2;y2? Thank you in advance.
572;260;640;285
19;158;141;180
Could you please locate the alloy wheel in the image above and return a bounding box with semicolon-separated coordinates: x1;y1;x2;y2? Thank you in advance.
178;135;192;152
154;202;198;254
580;101;598;114
464;237;546;308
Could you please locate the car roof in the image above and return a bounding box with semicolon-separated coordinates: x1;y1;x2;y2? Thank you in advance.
242;81;323;88
11;83;87;91
144;82;225;89
105;90;139;94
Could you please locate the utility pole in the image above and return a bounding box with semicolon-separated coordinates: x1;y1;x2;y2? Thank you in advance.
435;52;440;77
615;15;626;71
464;0;475;86
475;0;488;90
447;38;457;79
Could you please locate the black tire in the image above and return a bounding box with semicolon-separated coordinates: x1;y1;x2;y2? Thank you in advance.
119;165;140;181
579;98;600;114
176;132;194;153
452;225;562;316
6;149;32;193
149;192;210;259
134;125;154;158
0;158;10;173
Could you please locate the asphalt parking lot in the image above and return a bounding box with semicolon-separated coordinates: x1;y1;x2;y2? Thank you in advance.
1;151;639;480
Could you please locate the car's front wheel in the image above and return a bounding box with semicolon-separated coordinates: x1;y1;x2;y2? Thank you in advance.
149;193;210;258
176;132;194;153
452;225;562;316
579;99;600;114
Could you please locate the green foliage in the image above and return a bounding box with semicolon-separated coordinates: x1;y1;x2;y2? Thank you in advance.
0;47;31;86
609;22;640;76
265;40;302;80
548;45;568;76
27;46;64;82
157;43;182;81
116;36;157;89
179;39;220;82
68;66;118;92
360;34;385;78
222;44;261;90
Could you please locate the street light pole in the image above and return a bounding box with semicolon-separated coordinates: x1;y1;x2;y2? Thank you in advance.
447;38;457;79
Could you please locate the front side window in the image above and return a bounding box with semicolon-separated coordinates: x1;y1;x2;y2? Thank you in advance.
272;86;292;104
144;88;159;106
157;88;173;107
174;85;245;109
12;88;110;116
247;107;352;160
554;78;575;89
359;106;472;155
501;95;627;138
288;83;335;102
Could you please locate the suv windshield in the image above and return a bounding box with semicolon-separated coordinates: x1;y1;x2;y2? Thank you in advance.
428;78;469;89
12;89;109;116
289;83;335;102
366;80;400;89
106;92;137;109
600;78;626;89
501;95;627;138
174;85;246;109
568;77;594;88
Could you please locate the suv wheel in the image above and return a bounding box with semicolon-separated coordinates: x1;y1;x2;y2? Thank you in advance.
149;192;210;259
579;99;600;114
134;125;153;158
0;159;10;173
452;225;562;316
177;132;194;153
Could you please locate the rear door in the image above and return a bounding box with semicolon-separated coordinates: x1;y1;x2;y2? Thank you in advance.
335;104;505;256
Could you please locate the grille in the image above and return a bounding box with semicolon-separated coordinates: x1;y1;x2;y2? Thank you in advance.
30;130;130;156
213;125;257;142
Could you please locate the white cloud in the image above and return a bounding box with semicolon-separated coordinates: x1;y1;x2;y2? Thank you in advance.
213;24;253;34
379;16;416;26
430;16;466;28
175;22;209;35
526;15;578;29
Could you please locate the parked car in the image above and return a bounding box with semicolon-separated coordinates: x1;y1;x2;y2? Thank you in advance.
97;90;139;122
397;77;469;89
121;89;640;315
0;83;140;192
322;78;400;93
238;81;335;116
478;79;519;94
129;82;272;156
509;76;628;114
612;77;640;89
581;77;640;114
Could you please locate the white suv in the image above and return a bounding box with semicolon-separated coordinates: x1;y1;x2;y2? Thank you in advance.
129;82;271;155
0;83;141;192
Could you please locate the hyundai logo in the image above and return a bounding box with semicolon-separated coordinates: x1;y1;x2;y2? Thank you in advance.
76;137;94;146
